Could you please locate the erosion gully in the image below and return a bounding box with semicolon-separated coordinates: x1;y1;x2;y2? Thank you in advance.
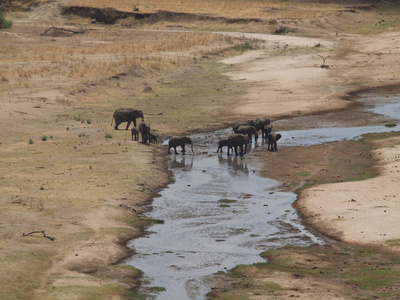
124;96;400;299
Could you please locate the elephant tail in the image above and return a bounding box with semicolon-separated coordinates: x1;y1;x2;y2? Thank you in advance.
110;116;114;126
191;143;194;154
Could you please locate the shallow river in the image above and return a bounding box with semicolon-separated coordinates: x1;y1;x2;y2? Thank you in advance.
125;96;400;299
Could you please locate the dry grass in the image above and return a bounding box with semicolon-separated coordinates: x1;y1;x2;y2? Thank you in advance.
0;29;235;92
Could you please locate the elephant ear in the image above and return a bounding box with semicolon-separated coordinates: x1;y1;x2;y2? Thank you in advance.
276;134;282;141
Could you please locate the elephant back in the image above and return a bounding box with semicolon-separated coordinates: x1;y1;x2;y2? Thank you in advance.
236;125;255;134
113;108;130;116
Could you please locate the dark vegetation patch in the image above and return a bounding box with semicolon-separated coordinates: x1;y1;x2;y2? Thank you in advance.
61;6;154;24
61;6;265;25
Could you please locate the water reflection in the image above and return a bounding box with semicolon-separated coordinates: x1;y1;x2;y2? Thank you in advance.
170;155;194;170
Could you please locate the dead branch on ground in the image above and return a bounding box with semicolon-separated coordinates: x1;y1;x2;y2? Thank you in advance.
23;230;55;241
316;53;330;68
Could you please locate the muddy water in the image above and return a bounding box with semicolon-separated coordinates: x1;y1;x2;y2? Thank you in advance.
125;99;400;299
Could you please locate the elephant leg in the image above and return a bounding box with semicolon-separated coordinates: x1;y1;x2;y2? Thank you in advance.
133;119;137;128
114;119;120;130
125;121;131;130
248;134;252;143
174;147;179;154
181;144;186;154
234;146;238;156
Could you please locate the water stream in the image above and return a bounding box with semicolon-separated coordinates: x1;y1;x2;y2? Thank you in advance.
125;96;400;299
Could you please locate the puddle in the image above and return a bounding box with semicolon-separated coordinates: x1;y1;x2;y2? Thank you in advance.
125;99;400;299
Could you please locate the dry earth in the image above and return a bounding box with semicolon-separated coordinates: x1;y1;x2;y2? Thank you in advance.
2;0;400;299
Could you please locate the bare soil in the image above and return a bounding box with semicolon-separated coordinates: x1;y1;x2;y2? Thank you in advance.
2;0;400;299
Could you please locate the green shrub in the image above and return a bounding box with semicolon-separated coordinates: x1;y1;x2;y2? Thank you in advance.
0;12;12;29
234;41;253;52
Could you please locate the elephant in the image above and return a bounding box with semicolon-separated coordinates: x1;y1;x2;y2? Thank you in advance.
227;133;249;156
168;136;194;154
254;117;271;138
111;108;144;130
267;133;282;152
232;120;255;133
131;126;139;141
217;138;228;153
263;124;273;138
234;125;258;142
148;130;159;144
139;122;151;145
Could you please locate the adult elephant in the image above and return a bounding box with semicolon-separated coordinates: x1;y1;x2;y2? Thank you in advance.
234;125;258;142
111;108;144;130
232;120;255;133
168;137;194;154
267;133;282;152
227;133;249;156
217;138;228;153
139;122;151;145
254;117;271;138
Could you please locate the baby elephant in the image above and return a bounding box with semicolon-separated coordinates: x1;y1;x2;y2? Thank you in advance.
168;136;194;154
131;126;139;141
148;130;159;144
217;138;228;153
263;124;273;138
267;133;282;152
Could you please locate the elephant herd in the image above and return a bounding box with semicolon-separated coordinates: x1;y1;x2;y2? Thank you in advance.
111;108;159;144
111;108;281;156
218;117;281;155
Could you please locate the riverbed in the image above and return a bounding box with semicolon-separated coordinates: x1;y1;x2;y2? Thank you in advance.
125;96;400;299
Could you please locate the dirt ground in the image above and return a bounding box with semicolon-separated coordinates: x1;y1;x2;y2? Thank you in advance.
2;0;400;299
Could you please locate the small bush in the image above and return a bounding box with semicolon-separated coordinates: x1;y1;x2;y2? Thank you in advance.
42;136;48;141
0;12;12;29
105;133;112;139
29;139;34;144
234;41;253;52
